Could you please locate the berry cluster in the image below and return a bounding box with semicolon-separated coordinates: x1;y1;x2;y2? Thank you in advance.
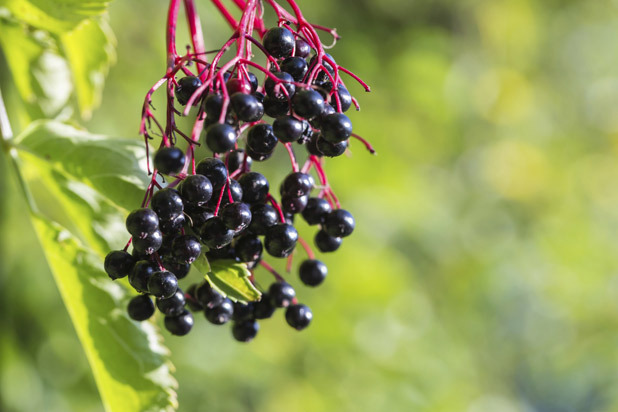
104;0;371;343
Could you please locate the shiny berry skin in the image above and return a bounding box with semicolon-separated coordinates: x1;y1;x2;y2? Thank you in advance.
200;216;235;249
205;298;234;325
126;208;159;238
164;310;194;336
247;72;259;92
253;294;276;319
210;179;243;208
247;124;278;154
301;197;332;225
299;259;327;287
309;53;336;75
233;301;255;322
172;235;202;264
230;92;263;122
127;295;155;321
175;76;202;106
226;78;252;95
180;174;213;206
292;89;325;119
239;172;270;204
129;260;158;293
232;320;259;342
187;206;215;228
294;38;312;58
156;289;186;316
264;223;298;257
314;229;342;253
246;145;273;161
195;282;224;309
154;146;186;175
281;194;308;214
281;56;308;81
248;204;278;235
263;95;290;118
151;188;184;220
262;27;295;58
148;271;178;299
196;158;228;189
264;71;296;101
220;202;252;232
281;172;313;197
104;250;136;280
305;133;322;156
132;230;163;255
335;86;352;112
273;115;304;143
316;135;348;157
225;149;252;174
159;214;185;235
162;259;191;280
325;209;355;237
204;123;237;153
321;113;353;143
204;93;226;120
268;282;295;308
235;235;263;262
285;304;313;330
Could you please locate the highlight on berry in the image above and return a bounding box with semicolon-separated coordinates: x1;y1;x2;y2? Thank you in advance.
105;0;373;343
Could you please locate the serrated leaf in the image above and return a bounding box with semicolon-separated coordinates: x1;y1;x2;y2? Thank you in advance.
194;257;262;302
61;17;116;119
31;214;177;412
0;0;111;33
15;120;149;213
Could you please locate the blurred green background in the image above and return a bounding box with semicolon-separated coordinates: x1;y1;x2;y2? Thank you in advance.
3;0;618;411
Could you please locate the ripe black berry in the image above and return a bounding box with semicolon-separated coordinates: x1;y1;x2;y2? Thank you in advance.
262;27;295;58
264;223;298;257
220;202;252;232
164;310;194;336
269;282;296;308
225;149;252;174
162;259;191;280
316;135;348;157
172;235;202;264
132;229;163;255
210;179;243;208
248;204;278;235
264;71;296;100
335;86;352;112
204;93;228;121
154;146;186;175
246;145;274;161
239;172;270;204
175;76;202;106
253;294;276;319
273;115;304;143
156;289;186;316
200;216;235;249
320;113;353;143
235;235;263;262
281;172;313;197
292;89;325;119
324;209;355;237
159;214;185;235
247;124;278;155
281;194;308;214
299;259;327;286
196;157;228;190
205;298;234;325
151;188;184;220
314;229;342;253
180;174;213;206
204;123;237;153
285;303;313;330
127;295;155;321
148;271;178;299
104;250;136;280
232;320;259;342
195;281;224;309
301;197;332;225
186;206;214;228
294;38;312;58
126;208;159;238
263;95;290;118
230;92;263;122
129;260;158;293
281;56;308;81
232;301;255;322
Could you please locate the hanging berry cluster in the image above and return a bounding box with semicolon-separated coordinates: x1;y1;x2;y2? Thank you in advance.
104;0;372;342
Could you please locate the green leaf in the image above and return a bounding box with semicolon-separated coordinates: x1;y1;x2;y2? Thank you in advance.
15;120;150;214
31;214;177;412
194;256;262;302
61;17;116;119
0;0;111;33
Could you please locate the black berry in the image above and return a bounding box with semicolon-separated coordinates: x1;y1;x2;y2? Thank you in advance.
301;197;332;225
196;157;228;189
195;282;224;309
147;271;178;299
129;260;158;293
180;174;213;205
314;229;342;253
151;188;184;220
292;89;325;119
156;289;186;316
235;235;263;262
268;282;296;308
204;123;237;153
264;223;298;257
200;216;235;249
248;204;279;235
281;172;313;197
172;235;202;264
205;298;234;325
264;71;296;100
324;209;355;237
232;320;259;342
127;295;155;321
273;115;304;143
262;27;295;58
247;124;278;154
299;259;327;286
132;230;163;255
281;56;308;81
239;172;270;204
220;202;252;232
164;310;194;336
230;92;263;122
316;135;348;157
263;95;290;118
126;208;159;238
175;76;202;106
104;250;136;280
154;146;186;175
285;303;312;330
320;113;353;143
